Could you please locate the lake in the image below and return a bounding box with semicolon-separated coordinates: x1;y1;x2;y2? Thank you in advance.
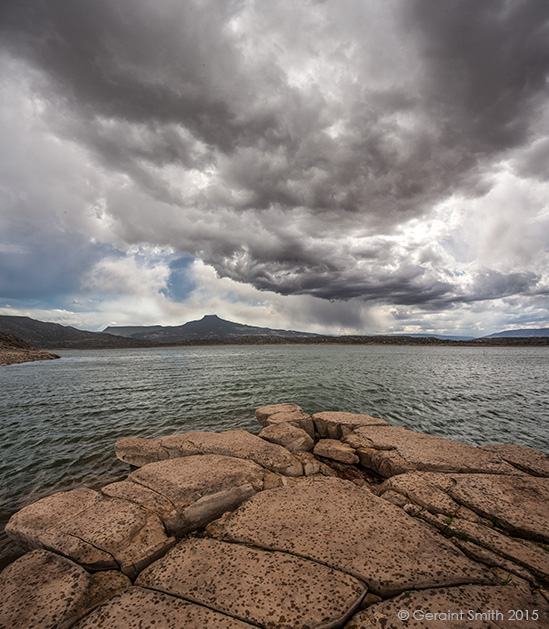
1;344;548;568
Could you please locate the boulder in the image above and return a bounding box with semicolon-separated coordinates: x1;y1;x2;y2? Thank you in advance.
312;411;388;439
72;587;256;629
314;439;360;465
115;430;303;476
125;454;265;536
345;585;549;628
5;489;175;578
259;422;314;452
345;425;522;476
477;443;549;477
216;477;495;596
0;550;129;629
255;402;303;424
137;538;367;628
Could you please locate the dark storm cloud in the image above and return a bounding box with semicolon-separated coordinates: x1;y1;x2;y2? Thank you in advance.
1;0;548;311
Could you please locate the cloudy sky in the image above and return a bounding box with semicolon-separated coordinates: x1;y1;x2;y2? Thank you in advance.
1;0;548;336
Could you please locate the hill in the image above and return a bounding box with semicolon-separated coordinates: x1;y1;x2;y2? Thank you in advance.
104;314;319;343
482;328;549;339
0;316;155;350
0;332;60;366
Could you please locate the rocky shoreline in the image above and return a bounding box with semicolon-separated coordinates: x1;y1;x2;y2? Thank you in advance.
1;403;548;628
0;332;60;366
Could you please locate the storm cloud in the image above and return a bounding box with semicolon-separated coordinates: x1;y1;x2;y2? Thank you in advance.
0;0;548;333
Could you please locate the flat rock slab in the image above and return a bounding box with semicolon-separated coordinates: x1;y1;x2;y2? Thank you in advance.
137;538;366;628
115;429;303;476
255;402;304;424
72;587;256;629
5;488;174;577
259;422;315;451
344;585;549;628
312;411;388;439
125;454;264;536
216;477;495;596
0;550;130;629
437;473;549;543
345;425;521;476
314;439;360;465
478;444;549;477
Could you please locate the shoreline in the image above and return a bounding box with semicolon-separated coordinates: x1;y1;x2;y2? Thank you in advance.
2;403;548;627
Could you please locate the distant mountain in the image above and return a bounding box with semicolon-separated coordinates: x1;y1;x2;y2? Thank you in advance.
401;333;475;341
104;314;319;343
0;315;154;349
482;328;549;339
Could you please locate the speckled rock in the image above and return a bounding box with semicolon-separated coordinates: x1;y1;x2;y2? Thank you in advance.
259;422;315;451
312;411;388;439
115;429;303;476
477;443;549;477
345;425;522;476
137;538;367;628
378;472;462;515
438;473;549;543
5;489;174;577
344;585;549;628
72;587;256;629
125;454;265;536
0;550;129;629
216;477;495;596
255;402;304;424
314;439;360;465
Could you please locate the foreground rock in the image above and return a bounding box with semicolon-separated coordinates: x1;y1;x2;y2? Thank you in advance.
345;585;549;628
258;422;315;451
345;425;522;476
137;538;366;628
115;429;303;476
5;488;174;578
73;587;256;629
477;443;549;477
255;402;316;438
312;411;388;439
0;550;129;629
104;454;264;537
215;477;495;596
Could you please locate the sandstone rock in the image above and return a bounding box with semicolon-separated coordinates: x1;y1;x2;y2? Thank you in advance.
126;454;264;536
345;585;549;628
217;477;495;596
137;538;367;628
292;450;322;476
314;439;360;465
255;402;303;424
313;411;388;439
0;550;129;629
478;443;549;477
72;586;256;628
5;489;175;578
258;422;314;452
440;473;549;543
345;425;522;476
116;429;303;476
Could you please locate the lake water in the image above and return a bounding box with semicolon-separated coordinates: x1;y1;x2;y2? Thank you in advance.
1;344;548;568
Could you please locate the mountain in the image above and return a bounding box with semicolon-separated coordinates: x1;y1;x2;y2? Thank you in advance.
0;316;155;349
482;328;549;339
104;314;319;343
0;332;60;366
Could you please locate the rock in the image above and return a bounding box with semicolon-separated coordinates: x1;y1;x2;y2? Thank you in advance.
137;538;367;628
478;443;549;477
345;425;522;476
116;430;303;476
72;587;256;628
314;439;360;465
445;517;549;582
217;477;495;596
125;454;264;536
438;473;549;543
5;489;175;578
255;402;303;424
0;549;129;629
312;411;388;439
292;450;322;476
259;422;315;451
345;585;549;628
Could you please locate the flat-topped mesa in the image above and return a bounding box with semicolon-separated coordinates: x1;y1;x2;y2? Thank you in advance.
3;402;549;629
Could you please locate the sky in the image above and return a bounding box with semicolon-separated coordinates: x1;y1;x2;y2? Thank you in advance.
0;0;548;337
